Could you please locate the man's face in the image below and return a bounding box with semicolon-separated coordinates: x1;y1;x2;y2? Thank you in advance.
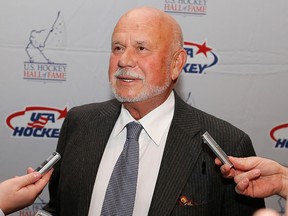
108;14;173;103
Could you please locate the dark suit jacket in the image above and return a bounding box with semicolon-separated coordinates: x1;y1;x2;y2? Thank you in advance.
45;92;265;215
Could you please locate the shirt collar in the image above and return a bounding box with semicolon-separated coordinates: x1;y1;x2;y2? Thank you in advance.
113;91;175;146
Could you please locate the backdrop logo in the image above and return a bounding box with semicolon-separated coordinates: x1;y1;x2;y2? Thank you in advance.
277;197;286;215
6;106;67;138
24;11;67;81
19;197;46;215
164;0;208;16
183;40;218;74
270;123;288;149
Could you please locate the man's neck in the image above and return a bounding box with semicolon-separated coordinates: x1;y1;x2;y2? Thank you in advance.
123;90;173;120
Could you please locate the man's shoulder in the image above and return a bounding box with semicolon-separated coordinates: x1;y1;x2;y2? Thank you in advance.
73;99;120;110
67;99;121;119
174;92;246;134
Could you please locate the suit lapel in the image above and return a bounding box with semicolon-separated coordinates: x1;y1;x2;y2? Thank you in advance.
148;94;203;216
79;100;121;215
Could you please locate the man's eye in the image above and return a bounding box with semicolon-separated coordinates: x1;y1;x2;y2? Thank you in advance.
113;46;123;52
138;46;146;51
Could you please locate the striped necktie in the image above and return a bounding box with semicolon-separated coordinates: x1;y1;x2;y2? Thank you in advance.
101;121;143;216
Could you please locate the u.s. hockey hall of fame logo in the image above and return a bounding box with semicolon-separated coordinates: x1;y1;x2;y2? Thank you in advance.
24;11;67;82
19;196;47;215
164;0;208;16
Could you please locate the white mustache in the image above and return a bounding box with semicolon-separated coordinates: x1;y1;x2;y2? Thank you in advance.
114;69;144;80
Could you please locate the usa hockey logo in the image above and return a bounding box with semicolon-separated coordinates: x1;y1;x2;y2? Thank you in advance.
24;11;67;81
6;106;67;138
270;123;288;149
183;40;218;74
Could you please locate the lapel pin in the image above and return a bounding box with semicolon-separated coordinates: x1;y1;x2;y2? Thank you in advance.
179;195;195;206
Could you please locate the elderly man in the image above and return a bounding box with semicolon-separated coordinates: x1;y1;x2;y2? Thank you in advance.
44;6;265;216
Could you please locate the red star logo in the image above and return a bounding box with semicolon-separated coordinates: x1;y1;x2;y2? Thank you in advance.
184;41;213;57
194;42;212;57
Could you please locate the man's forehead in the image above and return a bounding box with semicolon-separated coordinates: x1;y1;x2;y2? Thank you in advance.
114;20;158;34
112;38;150;45
112;29;159;43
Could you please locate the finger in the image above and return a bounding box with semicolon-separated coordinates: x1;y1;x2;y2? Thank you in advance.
26;169;53;197
234;169;261;184
27;167;35;174
41;168;53;181
235;177;249;194
14;172;41;189
34;169;53;188
229;156;260;171
220;164;235;178
215;157;222;165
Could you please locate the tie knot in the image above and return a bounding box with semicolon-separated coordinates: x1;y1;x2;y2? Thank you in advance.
126;121;142;140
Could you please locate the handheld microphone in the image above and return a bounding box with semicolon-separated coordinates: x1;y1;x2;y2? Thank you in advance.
202;131;233;168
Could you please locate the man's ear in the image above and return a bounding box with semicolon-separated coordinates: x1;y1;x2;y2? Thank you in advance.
171;49;187;81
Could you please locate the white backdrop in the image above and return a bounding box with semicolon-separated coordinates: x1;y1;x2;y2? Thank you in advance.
0;0;287;215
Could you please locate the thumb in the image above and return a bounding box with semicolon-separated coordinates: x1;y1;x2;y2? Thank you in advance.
14;172;41;188
229;156;259;171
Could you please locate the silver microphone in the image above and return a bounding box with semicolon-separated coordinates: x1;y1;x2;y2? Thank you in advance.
202;131;233;168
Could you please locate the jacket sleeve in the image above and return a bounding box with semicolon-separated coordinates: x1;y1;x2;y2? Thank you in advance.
43;110;70;216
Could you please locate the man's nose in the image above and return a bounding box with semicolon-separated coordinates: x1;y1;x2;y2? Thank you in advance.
118;48;136;68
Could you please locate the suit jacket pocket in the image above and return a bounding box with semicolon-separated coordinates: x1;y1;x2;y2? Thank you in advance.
171;202;209;216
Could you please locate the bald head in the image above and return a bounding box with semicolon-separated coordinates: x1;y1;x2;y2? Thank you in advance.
113;7;183;51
